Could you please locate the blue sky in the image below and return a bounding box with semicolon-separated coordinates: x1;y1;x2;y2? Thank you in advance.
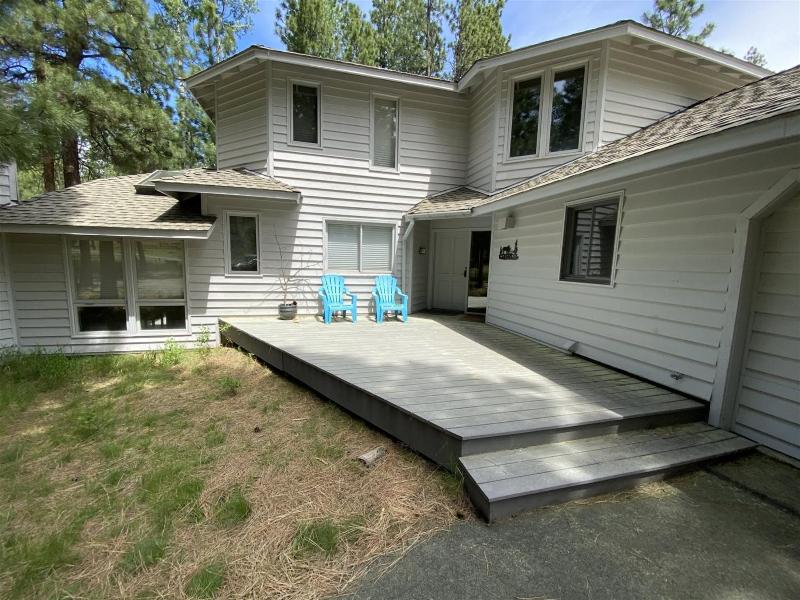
238;0;800;72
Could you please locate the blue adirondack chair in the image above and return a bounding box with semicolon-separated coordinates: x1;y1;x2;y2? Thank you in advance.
318;274;358;324
372;275;408;323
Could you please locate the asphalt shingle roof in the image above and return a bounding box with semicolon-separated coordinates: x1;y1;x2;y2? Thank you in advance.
409;186;489;215
0;174;215;232
154;168;298;193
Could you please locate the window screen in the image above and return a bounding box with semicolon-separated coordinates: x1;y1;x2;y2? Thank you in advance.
561;199;619;284
68;239;127;332
372;97;398;169
509;76;541;158
228;215;259;273
549;67;585;152
292;84;319;144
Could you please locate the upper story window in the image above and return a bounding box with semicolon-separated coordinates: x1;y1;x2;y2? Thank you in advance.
372;96;399;170
291;82;320;145
226;213;259;274
549;67;585;153
508;63;586;160
327;222;393;273
560;197;620;285
509;76;542;158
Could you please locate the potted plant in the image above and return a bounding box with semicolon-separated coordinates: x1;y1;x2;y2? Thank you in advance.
274;227;312;320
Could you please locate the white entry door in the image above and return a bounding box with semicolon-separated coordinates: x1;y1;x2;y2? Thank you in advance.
433;230;469;311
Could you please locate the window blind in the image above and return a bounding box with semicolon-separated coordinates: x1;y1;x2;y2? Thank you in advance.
292;84;319;144
327;223;360;271
361;225;393;271
372;98;398;168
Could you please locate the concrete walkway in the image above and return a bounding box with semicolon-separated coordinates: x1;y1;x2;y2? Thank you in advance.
347;452;800;600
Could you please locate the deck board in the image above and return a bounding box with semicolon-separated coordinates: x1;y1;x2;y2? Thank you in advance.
222;314;706;448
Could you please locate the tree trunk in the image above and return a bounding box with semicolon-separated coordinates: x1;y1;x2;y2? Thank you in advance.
42;152;56;192
62;135;81;187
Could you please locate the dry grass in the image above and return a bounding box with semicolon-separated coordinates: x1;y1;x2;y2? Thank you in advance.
0;346;470;599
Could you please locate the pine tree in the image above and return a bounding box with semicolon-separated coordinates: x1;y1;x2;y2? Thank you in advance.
743;46;767;67
371;0;445;76
641;0;715;44
338;1;378;65
447;0;510;81
275;0;340;58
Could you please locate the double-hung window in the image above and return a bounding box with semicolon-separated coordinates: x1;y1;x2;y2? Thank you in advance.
226;213;259;274
67;238;188;333
508;64;586;159
291;82;320;145
560;197;620;285
326;222;393;273
372;96;398;169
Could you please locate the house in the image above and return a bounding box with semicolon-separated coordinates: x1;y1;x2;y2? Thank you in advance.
0;20;797;468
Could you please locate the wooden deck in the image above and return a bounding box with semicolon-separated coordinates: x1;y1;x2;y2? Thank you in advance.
221;313;755;520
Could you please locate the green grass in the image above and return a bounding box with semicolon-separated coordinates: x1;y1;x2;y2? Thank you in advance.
204;423;226;448
216;376;241;397
215;488;251;527
185;561;226;598
291;517;363;558
120;535;168;572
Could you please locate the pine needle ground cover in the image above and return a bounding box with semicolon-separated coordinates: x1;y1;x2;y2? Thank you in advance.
0;346;469;599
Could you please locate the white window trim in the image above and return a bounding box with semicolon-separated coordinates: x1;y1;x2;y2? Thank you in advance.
504;59;590;163
323;217;397;274
287;79;322;149
64;236;191;338
556;191;624;288
224;211;262;277
369;92;401;173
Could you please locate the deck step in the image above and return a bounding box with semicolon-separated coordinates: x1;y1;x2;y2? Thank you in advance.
460;423;757;521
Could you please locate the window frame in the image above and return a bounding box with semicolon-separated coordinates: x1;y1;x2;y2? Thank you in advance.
288;79;322;149
224;211;261;277
504;59;589;163
558;192;624;288
323;218;396;274
64;236;191;337
369;92;401;173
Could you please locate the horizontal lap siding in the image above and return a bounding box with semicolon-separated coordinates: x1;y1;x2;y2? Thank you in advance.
8;234;205;353
216;64;268;170
734;193;800;459
0;235;14;347
467;74;497;191
264;64;468;313
410;220;431;312
601;41;744;145
486;141;800;400
495;44;602;190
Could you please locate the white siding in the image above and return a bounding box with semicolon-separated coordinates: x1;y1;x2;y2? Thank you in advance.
466;73;498;191
0;235;16;348
0;162;18;205
601;40;745;145
216;64;269;170
6;234;206;353
409;220;431;312
266;63;469;310
494;43;602;190
733;193;800;459
486;141;800;400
